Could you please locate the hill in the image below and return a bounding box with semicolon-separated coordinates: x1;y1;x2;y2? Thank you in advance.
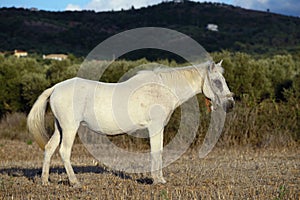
0;1;300;57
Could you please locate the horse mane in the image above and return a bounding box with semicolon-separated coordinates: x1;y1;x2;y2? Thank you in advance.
137;62;209;88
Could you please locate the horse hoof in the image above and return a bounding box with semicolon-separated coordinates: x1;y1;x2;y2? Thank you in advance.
42;181;50;186
153;178;166;185
71;182;82;188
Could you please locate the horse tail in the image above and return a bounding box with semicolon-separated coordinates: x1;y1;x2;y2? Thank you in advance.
27;86;55;150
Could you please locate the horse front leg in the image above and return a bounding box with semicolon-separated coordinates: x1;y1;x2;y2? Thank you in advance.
149;127;166;184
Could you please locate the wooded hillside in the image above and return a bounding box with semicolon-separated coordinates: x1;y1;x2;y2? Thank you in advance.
1;1;300;56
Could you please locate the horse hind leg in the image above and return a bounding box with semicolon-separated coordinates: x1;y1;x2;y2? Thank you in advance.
42;120;61;185
59;125;80;187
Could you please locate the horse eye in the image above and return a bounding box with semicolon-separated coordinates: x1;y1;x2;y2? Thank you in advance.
213;79;223;92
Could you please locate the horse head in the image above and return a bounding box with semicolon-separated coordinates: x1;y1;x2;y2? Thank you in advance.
203;60;234;113
199;60;235;158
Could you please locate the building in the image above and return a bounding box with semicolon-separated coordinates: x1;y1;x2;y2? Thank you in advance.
43;54;68;61
14;50;28;58
206;24;219;32
30;7;38;11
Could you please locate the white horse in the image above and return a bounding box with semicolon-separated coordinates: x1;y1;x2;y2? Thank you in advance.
27;61;234;187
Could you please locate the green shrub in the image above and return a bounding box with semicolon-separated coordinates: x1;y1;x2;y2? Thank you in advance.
212;51;299;103
0;53;299;147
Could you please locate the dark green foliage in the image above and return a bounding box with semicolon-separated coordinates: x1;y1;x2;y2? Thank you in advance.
0;55;80;116
0;56;42;115
0;52;299;116
21;72;49;111
46;59;80;84
212;51;299;103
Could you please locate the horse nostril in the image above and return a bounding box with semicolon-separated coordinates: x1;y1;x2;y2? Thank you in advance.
224;99;234;113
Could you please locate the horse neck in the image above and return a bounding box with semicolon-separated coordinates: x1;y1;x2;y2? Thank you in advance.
158;65;206;104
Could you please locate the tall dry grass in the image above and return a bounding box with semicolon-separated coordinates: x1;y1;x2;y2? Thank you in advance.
0;96;298;149
0;113;31;142
219;99;298;148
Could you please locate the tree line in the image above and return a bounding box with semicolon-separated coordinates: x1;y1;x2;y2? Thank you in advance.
0;51;299;118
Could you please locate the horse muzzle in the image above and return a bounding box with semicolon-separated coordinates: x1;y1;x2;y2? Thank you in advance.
222;98;235;113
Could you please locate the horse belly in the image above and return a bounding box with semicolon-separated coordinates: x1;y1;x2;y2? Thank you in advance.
90;88;145;135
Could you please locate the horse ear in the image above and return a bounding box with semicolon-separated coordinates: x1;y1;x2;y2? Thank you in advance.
217;60;223;66
208;62;216;72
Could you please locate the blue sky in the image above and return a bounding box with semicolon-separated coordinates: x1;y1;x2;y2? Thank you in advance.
0;0;299;17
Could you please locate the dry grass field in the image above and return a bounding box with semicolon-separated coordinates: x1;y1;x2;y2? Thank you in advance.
0;139;299;199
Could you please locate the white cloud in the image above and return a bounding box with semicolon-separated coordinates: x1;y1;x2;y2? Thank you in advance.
233;0;268;9
64;0;300;17
233;0;300;16
65;4;82;11
65;0;162;12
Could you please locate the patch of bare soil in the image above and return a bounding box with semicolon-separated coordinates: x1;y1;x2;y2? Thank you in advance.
0;140;299;199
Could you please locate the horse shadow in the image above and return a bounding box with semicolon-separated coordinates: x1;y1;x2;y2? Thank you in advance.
0;165;153;185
